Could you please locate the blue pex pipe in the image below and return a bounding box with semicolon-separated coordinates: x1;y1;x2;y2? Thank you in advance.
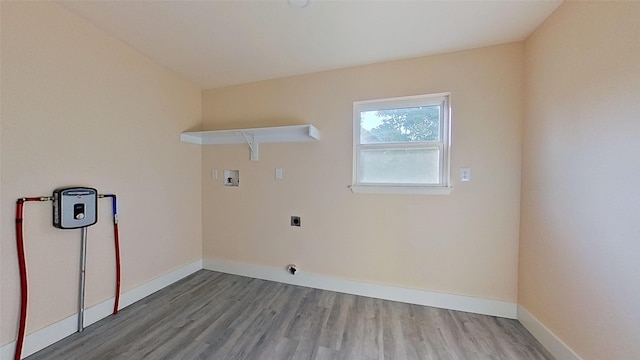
99;194;118;220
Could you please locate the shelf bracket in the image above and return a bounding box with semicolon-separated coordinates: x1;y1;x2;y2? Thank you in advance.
239;131;259;161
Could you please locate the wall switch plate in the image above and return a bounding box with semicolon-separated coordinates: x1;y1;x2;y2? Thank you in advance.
460;168;471;182
275;168;283;180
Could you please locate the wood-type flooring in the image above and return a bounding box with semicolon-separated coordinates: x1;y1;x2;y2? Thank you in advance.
27;270;554;360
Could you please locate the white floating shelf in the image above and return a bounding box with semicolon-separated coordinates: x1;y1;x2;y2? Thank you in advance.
180;124;319;145
180;124;320;161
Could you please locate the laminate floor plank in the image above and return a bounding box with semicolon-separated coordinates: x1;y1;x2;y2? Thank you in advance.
379;300;409;360
26;270;555;360
411;305;451;359
318;292;354;352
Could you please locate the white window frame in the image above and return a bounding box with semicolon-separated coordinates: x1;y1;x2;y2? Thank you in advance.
351;93;453;195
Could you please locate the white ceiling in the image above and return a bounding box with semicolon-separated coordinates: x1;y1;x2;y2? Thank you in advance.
59;0;562;89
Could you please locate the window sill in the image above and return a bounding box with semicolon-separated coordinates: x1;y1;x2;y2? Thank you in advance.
349;185;454;195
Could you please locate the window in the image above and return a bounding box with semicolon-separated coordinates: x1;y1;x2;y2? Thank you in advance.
351;93;452;194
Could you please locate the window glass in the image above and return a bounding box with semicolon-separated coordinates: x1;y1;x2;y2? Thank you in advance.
359;148;440;184
360;105;441;144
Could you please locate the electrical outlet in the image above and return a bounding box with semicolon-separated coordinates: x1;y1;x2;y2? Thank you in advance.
291;216;301;227
460;168;471;182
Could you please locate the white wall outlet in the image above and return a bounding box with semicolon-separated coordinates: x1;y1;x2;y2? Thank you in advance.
275;168;283;180
460;168;472;182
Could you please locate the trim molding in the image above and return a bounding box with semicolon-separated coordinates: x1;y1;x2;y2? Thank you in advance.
517;304;583;360
11;259;580;360
203;258;517;319
1;260;202;360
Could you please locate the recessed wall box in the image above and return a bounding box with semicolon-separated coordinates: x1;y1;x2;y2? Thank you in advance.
224;170;240;187
52;187;98;229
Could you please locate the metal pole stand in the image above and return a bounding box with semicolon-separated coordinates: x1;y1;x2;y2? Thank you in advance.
78;226;88;332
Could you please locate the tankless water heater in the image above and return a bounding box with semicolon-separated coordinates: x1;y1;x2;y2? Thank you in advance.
52;187;98;229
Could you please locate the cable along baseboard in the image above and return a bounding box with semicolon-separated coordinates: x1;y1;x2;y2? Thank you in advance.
180;124;320;161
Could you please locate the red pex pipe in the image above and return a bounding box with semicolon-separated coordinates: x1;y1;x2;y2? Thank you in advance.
14;197;50;360
113;221;121;314
15;199;27;360
100;194;121;314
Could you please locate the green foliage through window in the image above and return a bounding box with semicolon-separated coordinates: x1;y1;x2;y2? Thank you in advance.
361;106;440;144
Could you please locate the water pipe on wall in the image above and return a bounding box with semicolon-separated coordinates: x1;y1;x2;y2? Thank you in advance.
13;192;121;360
99;194;121;314
14;197;51;360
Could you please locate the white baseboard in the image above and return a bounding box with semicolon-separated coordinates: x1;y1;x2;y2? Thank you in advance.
2;258;584;360
1;260;202;360
202;258;517;319
517;305;583;360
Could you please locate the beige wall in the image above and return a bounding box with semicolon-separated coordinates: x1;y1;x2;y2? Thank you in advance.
202;43;524;303
1;2;202;345
520;2;640;359
8;1;636;357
